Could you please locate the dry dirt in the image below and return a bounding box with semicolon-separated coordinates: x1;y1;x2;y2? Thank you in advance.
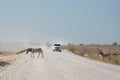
0;46;120;80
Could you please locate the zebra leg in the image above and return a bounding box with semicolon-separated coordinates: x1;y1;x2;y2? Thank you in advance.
38;53;40;58
41;52;44;58
31;53;34;58
33;53;34;58
31;53;33;58
103;56;104;60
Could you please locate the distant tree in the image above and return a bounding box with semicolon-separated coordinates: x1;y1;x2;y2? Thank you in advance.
80;44;83;46
112;42;118;46
68;43;74;46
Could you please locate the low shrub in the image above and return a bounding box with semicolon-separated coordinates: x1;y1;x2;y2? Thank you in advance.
63;44;120;65
0;61;10;67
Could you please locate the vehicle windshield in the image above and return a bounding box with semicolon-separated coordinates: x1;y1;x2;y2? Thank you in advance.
54;44;61;46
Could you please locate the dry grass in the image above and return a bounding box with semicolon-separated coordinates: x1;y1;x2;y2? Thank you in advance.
0;61;10;67
0;51;16;67
62;44;120;65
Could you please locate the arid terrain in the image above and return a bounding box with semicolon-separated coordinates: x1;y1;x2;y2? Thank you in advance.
0;44;120;80
63;44;120;65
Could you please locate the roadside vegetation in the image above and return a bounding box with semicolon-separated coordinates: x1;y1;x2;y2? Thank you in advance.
62;43;120;65
0;51;14;67
0;61;10;67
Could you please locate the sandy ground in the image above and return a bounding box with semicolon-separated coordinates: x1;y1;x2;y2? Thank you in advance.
0;47;120;80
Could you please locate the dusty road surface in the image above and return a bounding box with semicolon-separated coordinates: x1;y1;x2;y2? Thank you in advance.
0;46;120;80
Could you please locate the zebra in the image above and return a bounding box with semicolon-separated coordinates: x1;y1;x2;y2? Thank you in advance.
97;49;110;60
16;48;44;58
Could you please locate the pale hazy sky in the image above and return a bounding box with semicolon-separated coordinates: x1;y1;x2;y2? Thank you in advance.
0;0;120;44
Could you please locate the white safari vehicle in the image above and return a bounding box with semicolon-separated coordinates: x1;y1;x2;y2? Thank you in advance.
53;44;62;52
